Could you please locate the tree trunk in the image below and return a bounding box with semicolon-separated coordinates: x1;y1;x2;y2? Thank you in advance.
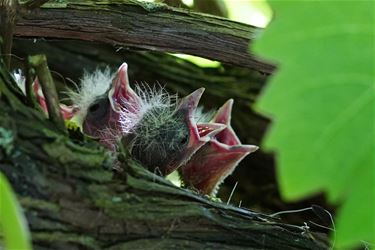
1;1;330;249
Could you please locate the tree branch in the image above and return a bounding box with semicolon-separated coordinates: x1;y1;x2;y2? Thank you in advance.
14;0;275;73
0;0;18;69
28;54;66;133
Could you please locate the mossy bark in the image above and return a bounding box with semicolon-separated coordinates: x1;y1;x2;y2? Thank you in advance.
14;0;275;73
0;67;327;249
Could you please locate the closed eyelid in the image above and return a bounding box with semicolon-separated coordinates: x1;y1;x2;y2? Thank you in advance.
87;96;110;118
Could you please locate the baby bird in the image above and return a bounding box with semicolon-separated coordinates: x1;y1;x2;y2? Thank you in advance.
16;63;258;195
119;86;225;175
179;99;258;195
65;63;140;148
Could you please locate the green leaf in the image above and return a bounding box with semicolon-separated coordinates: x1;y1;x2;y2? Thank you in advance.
252;1;374;248
0;172;32;250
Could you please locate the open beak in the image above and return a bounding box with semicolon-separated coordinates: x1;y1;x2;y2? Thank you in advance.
33;63;141;150
179;99;258;195
109;62;140;113
163;88;226;175
33;79;77;120
80;63;140;148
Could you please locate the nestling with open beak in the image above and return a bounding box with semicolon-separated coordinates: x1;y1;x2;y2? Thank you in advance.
180;99;258;195
14;62;258;196
65;64;141;149
119;86;225;175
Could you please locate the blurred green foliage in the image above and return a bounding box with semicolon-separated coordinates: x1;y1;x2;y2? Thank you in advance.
224;0;271;27
253;1;374;248
0;172;32;250
152;0;272;27
170;0;272;67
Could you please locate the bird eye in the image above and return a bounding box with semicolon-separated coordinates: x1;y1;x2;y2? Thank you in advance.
179;134;188;145
89;103;100;113
87;96;109;119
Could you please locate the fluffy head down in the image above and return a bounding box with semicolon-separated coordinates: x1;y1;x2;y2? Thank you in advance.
120;85;190;171
67;67;114;125
119;84;177;133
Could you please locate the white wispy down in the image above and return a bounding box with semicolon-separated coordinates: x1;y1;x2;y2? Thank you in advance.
67;67;114;125
12;69;26;94
119;83;177;134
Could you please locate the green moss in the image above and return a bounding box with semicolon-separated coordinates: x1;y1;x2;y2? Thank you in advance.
0;127;14;155
32;232;99;249
19;197;60;212
73;169;113;182
42;138;113;168
140;2;168;12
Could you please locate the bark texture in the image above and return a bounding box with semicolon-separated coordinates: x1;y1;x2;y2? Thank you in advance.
14;0;275;73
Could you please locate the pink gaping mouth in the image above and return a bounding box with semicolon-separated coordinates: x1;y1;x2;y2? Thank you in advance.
162;88;226;175
179;99;258;195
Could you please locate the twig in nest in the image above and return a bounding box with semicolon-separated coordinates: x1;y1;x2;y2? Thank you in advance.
28;54;66;133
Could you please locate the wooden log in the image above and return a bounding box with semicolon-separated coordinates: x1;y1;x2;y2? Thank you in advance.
14;0;275;73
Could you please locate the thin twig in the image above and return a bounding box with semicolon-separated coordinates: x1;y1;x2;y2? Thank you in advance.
226;181;238;205
28;54;66;133
269;207;313;217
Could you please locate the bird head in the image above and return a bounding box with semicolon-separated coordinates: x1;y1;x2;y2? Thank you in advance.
28;63;139;149
120;87;225;175
47;63;137;148
179;99;258;195
76;63;140;148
